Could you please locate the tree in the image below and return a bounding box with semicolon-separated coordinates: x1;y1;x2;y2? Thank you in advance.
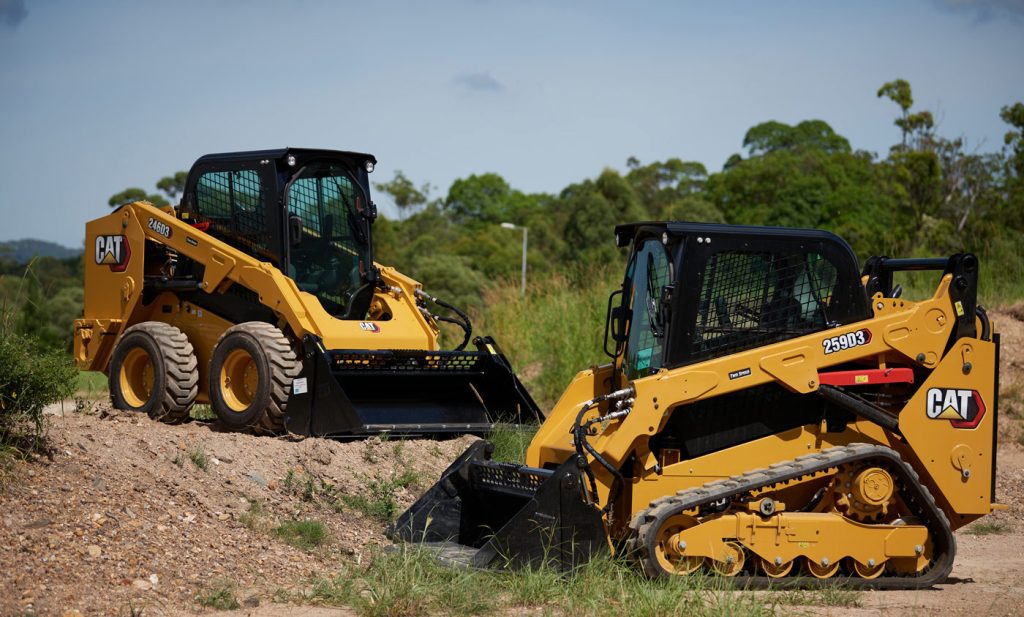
108;187;168;208
374;170;432;220
156;171;188;200
108;169;187;208
742;120;851;157
625;157;709;218
444;173;521;224
562;169;648;265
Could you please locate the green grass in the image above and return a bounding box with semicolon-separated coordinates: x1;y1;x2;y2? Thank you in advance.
188;443;209;471
274;518;327;550
239;498;269;532
488;422;539;462
967;520;1010;535
308;546;781;617
770;584;862;608
189;404;216;421
342;475;404;523
479;267;618;409
75;370;108;398
197;582;241;610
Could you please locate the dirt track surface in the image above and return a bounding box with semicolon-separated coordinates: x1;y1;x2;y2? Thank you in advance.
2;306;1024;616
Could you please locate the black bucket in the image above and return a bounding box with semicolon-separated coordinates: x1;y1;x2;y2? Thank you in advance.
285;335;542;437
386;441;608;571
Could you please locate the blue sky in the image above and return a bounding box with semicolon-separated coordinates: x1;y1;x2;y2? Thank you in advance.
1;0;1022;247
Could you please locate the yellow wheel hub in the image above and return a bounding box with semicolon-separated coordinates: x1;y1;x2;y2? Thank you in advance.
220;348;260;413
120;347;154;408
710;541;745;577
805;556;840;579
760;556;794;578
849;557;886;579
656;513;704;575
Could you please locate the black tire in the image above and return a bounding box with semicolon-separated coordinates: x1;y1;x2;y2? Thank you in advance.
108;322;198;423
208;322;301;433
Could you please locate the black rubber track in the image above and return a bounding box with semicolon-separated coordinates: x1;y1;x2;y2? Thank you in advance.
628;443;955;590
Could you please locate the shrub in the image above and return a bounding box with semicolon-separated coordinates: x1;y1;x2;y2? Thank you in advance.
0;309;76;452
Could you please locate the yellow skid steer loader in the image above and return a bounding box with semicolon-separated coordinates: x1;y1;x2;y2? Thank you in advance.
75;148;540;436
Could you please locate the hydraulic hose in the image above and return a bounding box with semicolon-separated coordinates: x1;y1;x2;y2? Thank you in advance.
415;289;473;351
570;387;633;518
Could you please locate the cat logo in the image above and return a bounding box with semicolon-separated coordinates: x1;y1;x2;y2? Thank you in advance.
94;235;130;272
359;322;381;333
926;388;986;429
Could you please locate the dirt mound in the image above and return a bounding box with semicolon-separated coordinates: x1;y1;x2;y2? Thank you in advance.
0;408;476;615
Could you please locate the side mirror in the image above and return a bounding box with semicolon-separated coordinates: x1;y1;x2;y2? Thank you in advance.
288;215;303;245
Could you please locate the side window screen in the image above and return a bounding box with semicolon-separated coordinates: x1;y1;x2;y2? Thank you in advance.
195;170;270;257
693;251;837;361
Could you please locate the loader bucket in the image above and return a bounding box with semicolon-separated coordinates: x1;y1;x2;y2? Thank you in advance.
386;441;608;571
285;335;542;437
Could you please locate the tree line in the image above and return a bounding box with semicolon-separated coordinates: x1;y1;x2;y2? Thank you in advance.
4;78;1022;352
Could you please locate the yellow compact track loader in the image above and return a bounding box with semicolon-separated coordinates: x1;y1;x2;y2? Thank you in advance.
75;148;539;436
391;221;1002;588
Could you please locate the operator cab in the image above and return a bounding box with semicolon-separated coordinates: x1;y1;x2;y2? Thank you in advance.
179;148;379;319
606;222;871;380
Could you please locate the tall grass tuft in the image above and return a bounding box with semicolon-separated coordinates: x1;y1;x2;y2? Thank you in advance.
479;267;619;408
487;423;539;462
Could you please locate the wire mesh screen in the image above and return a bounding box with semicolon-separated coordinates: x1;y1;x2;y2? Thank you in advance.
195;170;271;257
693;250;837;361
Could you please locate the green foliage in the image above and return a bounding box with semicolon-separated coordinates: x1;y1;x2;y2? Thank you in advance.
156;171;188;200
322;546;779;617
107;187;168;208
109;169;187;208
0;305;76;451
75;371;107;398
188;443;209;471
487;423;539;462
197;582;241;610
966;520;1009;535
480;268;618;408
743;119;851;156
341;472;420;523
374;170;432;219
274;518;327;550
1;257;84;351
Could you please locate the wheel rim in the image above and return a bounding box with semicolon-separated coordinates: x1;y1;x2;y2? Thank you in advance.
849;558;885;580
120;347;154;408
654;513;704;575
220;348;259;412
760;557;794;578
710;541;745;577
805;556;840;579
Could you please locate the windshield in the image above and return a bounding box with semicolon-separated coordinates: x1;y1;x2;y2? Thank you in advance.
623;238;673;380
286;162;372;317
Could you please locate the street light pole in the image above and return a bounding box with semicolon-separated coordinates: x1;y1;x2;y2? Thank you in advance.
500;222;528;297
